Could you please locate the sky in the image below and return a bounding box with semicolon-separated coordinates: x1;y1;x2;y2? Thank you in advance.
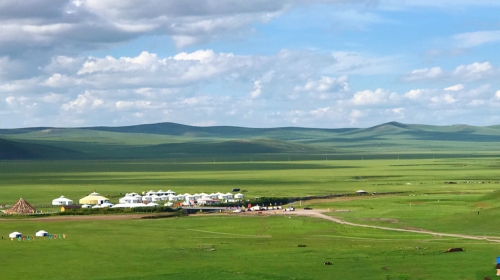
1;0;500;129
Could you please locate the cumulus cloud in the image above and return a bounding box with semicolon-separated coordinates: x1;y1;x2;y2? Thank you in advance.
295;76;348;92
404;62;497;82
61;91;104;113
350;88;397;105
444;84;464;91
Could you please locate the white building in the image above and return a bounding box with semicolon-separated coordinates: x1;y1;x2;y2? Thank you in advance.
119;195;142;204
52;196;73;206
234;193;245;199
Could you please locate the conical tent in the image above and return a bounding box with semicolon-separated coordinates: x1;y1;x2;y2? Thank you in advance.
5;198;36;214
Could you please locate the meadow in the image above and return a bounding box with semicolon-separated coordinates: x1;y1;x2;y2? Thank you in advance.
1;157;500;279
2;214;500;279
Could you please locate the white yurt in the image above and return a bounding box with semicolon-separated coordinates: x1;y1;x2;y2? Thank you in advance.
9;232;22;238
217;193;229;200
35;230;49;237
209;193;218;199
52;196;73;206
119;195;142;204
150;194;162;202
166;194;178;201
100;202;113;208
79;192;110;205
234;193;245;199
112;203;146;208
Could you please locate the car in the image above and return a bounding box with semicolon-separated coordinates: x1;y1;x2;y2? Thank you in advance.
303;207;313;210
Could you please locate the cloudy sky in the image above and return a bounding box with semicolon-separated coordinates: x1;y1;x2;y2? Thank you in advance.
1;0;500;129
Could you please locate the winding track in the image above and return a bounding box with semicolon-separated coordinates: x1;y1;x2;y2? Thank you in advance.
286;209;500;243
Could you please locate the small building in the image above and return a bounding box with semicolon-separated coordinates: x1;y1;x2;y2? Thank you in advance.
35;230;49;237
52;196;73;206
79;192;110;205
9;232;22;238
60;205;82;212
119;195;142;204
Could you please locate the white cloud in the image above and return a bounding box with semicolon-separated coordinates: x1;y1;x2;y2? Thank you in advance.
444;84;464;91
404;62;497;82
431;94;456;104
453;62;494;80
250;80;263;98
453;30;500;48
350;88;396;105
404;67;443;81
295;76;348;92
61;91;104;112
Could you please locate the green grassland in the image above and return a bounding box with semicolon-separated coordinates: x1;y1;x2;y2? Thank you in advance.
2;215;500;280
2;121;500;279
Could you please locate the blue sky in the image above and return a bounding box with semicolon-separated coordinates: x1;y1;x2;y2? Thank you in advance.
1;0;500;128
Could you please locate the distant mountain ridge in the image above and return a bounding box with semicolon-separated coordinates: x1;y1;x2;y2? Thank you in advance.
1;121;500;160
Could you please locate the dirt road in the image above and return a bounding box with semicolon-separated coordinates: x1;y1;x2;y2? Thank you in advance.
285;209;500;243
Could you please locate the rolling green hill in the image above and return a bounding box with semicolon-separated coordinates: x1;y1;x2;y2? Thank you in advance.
0;138;80;160
1;121;500;160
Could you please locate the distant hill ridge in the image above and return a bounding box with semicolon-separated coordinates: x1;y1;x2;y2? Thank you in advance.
1;121;500;160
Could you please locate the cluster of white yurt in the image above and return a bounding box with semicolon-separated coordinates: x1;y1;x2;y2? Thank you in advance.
116;189;245;206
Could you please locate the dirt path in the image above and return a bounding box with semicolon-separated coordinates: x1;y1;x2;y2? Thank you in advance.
286;210;500;243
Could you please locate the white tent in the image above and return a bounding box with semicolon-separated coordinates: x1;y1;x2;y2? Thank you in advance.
9;232;22;238
112;203;147;208
217;194;229;200
150;194;162;202
225;193;234;199
52;196;73;206
142;196;153;203
100;202;113;208
166;190;176;195
119;195;142;204
234;193;245;199
35;230;49;237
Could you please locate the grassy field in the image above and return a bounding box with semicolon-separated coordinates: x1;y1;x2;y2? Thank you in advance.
1;158;499;206
2;157;500;279
1;215;500;279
